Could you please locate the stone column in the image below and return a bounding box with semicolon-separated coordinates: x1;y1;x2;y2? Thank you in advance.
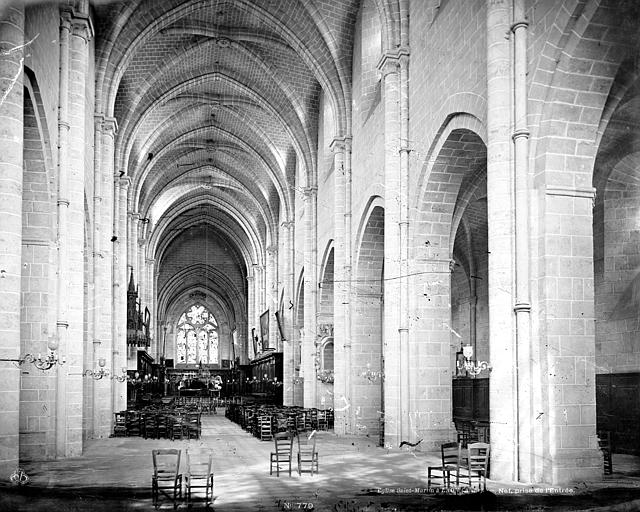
280;221;295;404
56;6;92;457
113;176;130;411
91;115;111;439
486;0;516;480
254;264;264;318
331;137;349;434
145;257;154;344
96;116;116;437
302;187;318;408
246;273;255;361
266;244;279;350
0;3;24;476
137;237;145;304
511;0;536;482
128;211;139;279
378;50;403;446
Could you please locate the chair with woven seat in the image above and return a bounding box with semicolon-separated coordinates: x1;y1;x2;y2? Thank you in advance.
126;410;141;437
156;414;169;439
113;411;127;437
598;431;613;475
259;415;273;440
185;412;201;440
185;448;214;507
297;432;319;476
427;441;459;489
457;442;490;491
316;410;328;431
151;449;182;509
170;414;185;441
141;413;155;439
270;432;294;477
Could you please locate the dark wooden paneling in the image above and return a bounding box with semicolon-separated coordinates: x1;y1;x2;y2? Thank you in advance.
452;377;489;423
596;372;640;455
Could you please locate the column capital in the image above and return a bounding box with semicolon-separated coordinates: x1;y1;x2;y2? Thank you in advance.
118;175;132;188
62;7;94;42
303;186;317;198
247;275;255;282
281;220;294;229
94;113;104;131
376;47;410;77
145;258;156;264
137;238;146;247
103;116;118;138
266;245;278;256
128;211;141;221
329;136;352;153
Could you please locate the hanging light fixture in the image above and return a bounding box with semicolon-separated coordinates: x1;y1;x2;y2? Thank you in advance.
0;336;65;371
456;344;491;376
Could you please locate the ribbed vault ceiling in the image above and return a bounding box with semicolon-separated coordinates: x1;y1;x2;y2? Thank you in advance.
94;0;360;314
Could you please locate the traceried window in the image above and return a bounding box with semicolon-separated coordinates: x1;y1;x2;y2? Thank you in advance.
176;304;219;364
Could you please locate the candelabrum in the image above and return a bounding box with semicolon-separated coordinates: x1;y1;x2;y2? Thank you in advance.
456;344;491;376
360;363;383;383
316;370;334;384
83;357;127;380
0;336;65;371
269;376;283;387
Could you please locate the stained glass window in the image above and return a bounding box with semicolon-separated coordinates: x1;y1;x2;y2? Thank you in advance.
176;304;219;364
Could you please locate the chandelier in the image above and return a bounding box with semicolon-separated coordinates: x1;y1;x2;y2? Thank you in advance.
83;357;127;381
360;363;383;383
456;344;491;376
0;336;65;371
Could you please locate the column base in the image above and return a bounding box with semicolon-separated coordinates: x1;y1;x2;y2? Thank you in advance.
549;448;603;485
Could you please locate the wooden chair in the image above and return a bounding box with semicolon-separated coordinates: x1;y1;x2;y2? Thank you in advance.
142;413;157;439
297;432;319;476
185;412;201;440
151;449;182;509
427;441;459;489
270;432;294;477
156;414;169;439
113;412;127;437
457;442;490;491
259;415;273;441
184;449;214;507
170;415;185;441
125;410;141;437
598;431;613;475
456;421;478;448
316;410;328;431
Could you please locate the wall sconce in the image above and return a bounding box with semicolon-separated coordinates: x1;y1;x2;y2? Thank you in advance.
456;344;491;376
292;376;304;385
360;363;383;383
111;368;127;382
83;358;109;380
316;370;334;384
0;336;65;371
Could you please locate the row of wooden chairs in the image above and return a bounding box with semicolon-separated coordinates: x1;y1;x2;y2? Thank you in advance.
227;404;333;439
270;431;319;477
152;448;214;509
427;442;491;491
455;420;490;447
113;410;202;440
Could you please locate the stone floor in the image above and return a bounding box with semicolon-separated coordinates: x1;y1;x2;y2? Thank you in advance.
1;410;640;511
